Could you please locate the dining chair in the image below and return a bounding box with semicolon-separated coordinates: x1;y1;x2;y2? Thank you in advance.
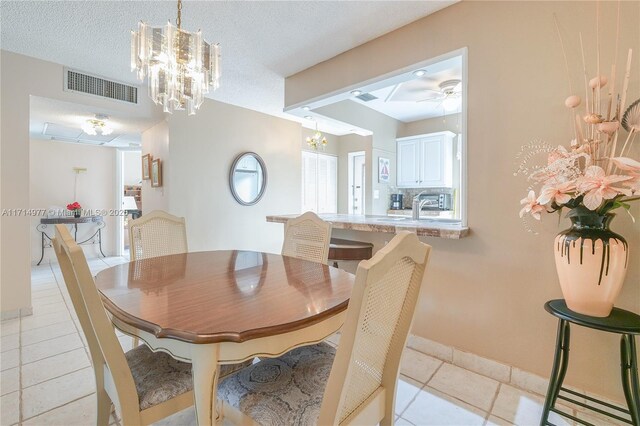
52;224;246;426
281;211;332;265
218;230;432;426
127;210;188;348
129;210;188;261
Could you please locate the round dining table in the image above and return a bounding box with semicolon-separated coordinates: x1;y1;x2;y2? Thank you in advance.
95;250;355;426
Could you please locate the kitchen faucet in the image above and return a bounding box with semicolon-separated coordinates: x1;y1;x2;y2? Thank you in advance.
412;190;430;220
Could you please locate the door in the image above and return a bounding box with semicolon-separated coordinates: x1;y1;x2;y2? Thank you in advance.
301;151;318;212
317;154;337;214
348;152;366;215
302;151;337;213
397;140;419;187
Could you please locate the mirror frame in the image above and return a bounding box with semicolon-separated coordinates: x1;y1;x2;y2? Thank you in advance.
229;152;268;206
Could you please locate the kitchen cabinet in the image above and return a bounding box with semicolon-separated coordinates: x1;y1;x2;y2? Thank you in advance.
396;131;455;188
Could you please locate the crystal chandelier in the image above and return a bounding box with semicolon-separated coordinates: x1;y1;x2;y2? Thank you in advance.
82;114;113;136
306;124;327;150
131;0;221;115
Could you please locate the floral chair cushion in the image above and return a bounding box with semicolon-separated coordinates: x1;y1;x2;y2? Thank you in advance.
218;342;336;426
125;344;251;410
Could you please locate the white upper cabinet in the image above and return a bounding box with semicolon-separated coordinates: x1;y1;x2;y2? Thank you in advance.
396;131;455;188
397;139;420;187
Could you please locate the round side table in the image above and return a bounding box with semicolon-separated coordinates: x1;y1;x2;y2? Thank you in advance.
541;299;640;426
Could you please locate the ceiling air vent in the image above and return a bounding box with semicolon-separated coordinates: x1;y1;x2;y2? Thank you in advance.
355;93;378;102
64;68;138;104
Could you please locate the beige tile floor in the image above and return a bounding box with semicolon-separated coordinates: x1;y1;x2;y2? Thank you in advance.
0;257;626;426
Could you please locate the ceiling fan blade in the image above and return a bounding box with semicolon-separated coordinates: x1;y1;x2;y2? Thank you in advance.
416;94;445;103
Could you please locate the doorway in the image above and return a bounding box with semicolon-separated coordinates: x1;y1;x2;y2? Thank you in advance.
117;149;142;258
348;151;366;215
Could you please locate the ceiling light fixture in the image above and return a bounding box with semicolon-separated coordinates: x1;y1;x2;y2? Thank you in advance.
131;0;221;115
304;115;313;120
81;114;113;136
302;106;310;111
350;90;362;96
413;69;427;77
442;97;460;111
306;123;328;151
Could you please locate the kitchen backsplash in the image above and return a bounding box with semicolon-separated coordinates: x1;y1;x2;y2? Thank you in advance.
394;187;455;209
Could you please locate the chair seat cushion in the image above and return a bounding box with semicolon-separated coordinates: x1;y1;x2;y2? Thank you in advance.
218;342;336;426
125;345;251;410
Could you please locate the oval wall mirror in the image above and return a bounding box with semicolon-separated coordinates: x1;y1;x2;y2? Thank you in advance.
229;152;267;206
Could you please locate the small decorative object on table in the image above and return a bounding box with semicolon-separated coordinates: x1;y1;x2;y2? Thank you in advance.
67;201;82;218
515;9;639;317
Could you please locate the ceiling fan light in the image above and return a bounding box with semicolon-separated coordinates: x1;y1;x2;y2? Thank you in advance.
442;97;459;111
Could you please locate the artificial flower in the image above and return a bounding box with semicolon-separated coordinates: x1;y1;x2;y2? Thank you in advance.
520;190;545;220
576;166;632;210
611;157;640;172
537;181;575;205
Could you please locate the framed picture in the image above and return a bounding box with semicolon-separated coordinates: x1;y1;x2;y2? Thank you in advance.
378;157;390;183
141;154;152;180
151;158;162;187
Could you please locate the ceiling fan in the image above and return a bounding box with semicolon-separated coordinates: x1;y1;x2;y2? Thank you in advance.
385;78;462;110
416;79;462;107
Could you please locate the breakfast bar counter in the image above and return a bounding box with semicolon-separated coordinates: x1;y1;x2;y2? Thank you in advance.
267;213;469;239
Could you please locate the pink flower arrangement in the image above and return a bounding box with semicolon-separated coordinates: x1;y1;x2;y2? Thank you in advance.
516;12;640;222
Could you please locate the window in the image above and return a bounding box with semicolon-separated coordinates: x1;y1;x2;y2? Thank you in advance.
302;151;337;213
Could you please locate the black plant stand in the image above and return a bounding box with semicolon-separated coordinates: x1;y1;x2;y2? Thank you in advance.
541;299;640;426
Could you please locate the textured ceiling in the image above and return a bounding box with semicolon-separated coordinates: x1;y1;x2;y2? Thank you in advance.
1;0;456;123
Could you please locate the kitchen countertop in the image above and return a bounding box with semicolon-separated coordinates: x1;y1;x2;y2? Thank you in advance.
266;214;469;239
387;209;457;219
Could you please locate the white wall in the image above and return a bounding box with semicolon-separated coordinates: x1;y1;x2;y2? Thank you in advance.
29;139;117;263
141;99;302;255
285;1;640;400
0;50;161;316
123;151;141;185
141;120;169;213
398;113;461;138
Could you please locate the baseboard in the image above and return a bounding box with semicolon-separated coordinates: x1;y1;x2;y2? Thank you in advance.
1;306;33;320
406;334;625;407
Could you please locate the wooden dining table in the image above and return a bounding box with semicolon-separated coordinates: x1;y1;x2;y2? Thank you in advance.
94;250;355;425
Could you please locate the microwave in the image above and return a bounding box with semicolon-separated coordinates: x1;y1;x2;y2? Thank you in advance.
418;193;453;211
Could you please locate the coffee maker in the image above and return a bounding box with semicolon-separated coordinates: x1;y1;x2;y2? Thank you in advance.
390;193;403;210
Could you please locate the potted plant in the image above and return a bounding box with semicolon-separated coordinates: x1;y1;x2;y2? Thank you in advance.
67;202;82;218
516;16;639;317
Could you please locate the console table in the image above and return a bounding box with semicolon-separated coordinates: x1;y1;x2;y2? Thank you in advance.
37;216;106;265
